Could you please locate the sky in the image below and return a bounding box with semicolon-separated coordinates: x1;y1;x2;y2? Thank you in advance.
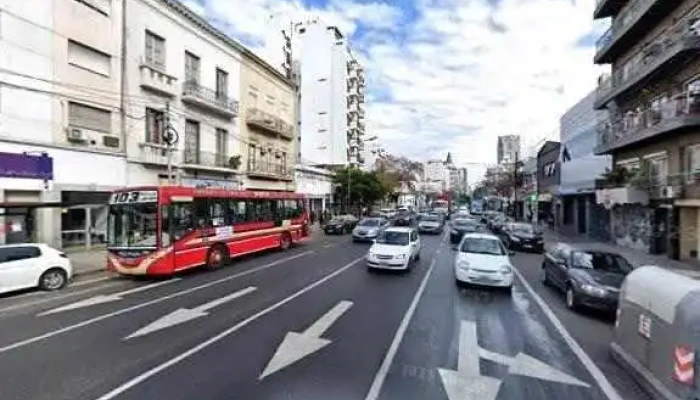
183;0;609;184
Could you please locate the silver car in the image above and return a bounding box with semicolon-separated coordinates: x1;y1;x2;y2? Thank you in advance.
352;217;390;242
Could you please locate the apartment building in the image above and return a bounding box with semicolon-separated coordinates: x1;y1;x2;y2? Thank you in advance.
593;0;700;260
423;159;449;194
0;0;125;248
124;0;242;190
239;48;297;191
297;19;366;167
497;135;521;165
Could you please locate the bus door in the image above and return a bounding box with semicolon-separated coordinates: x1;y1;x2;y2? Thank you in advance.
168;197;208;271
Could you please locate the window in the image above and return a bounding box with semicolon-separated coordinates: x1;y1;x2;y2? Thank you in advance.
68;40;111;76
646;155;668;185
216;128;228;156
184;120;200;163
229;200;247;223
216;68;228;99
208;199;226;227
169;203;193;241
248;144;257;167
256;200;274;222
145;108;164;143
0;246;41;263
687;77;700;113
248;91;259;106
685;144;700;182
185;51;200;84
69;102;111;133
145;31;166;70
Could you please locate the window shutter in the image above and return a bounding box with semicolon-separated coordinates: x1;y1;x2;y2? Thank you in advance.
69;102;111;132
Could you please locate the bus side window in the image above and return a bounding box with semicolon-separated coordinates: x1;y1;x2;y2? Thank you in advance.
229;200;246;224
296;200;304;218
258;200;274;222
209;198;226;227
245;200;257;222
171;203;194;241
274;200;285;221
193;198;209;228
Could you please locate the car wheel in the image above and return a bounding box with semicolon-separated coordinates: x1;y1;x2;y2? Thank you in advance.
415;250;421;260
565;286;578;310
206;244;229;270
503;285;513;295
39;268;67;291
542;267;552;286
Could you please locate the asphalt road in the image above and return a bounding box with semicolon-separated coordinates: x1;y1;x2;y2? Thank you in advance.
0;228;651;400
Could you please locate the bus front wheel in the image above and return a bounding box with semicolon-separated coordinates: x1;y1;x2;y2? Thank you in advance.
206;244;229;270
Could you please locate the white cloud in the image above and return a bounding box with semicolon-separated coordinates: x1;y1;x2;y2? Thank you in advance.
198;0;606;185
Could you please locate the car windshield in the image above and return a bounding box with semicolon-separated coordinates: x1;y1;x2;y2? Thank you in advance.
359;218;381;227
512;224;535;234
571;251;632;274
329;218;344;224
453;219;476;227
460;237;505;255
108;203;159;248
377;231;410;245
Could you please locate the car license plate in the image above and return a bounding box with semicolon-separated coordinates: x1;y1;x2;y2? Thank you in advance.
379;260;389;265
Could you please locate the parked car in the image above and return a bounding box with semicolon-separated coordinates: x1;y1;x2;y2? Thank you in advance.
454;233;514;293
323;215;358;235
449;218;484;244
352;217;390;242
499;223;544;252
0;243;73;294
542;243;633;312
418;213;444;234
366;227;421;271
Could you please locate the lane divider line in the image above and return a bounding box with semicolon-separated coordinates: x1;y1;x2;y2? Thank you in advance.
512;267;623;400
364;256;437;400
72;276;113;287
0;282;126;315
93;255;365;400
0;250;314;355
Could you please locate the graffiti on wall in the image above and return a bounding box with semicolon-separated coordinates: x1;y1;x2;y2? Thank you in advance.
612;204;650;252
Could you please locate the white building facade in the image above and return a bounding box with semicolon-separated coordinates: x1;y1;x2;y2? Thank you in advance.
297;19;365;167
124;0;243;190
294;163;334;216
0;0;126;248
423;160;449;193
497;135;521;165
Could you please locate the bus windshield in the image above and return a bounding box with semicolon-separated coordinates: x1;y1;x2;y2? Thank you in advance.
108;203;159;248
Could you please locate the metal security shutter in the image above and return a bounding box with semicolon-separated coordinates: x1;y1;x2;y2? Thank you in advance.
68;102;111;133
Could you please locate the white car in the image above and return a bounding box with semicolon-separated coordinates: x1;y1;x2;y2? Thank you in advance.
454;233;514;293
366;227;421;271
0;243;73;294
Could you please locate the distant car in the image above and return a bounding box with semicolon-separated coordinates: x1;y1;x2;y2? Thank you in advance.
480;210;500;224
452;210;471;220
366;227;421;271
352;217;390;242
500;223;544;252
323;215;358;235
490;215;511;233
418;213;444;234
381;209;397;220
394;209;415;226
454;233;514;293
542;243;633;312
449;218;483;244
0;243;73;294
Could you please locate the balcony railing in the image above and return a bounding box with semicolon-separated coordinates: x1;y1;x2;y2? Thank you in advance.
139;62;177;97
247;160;293;181
595;26;700;108
137;142;179;165
596;92;700;154
595;0;677;63
182;148;239;170
246;108;294;140
182;81;239;118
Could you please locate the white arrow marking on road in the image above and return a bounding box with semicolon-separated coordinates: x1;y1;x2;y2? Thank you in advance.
259;300;353;380
38;279;181;316
125;286;256;339
438;321;503;400
479;348;590;387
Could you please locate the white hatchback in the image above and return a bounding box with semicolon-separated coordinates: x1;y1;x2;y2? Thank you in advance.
366;227;421;271
454;233;514;292
0;244;73;294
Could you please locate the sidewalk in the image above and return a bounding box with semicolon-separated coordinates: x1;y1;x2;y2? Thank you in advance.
543;229;700;276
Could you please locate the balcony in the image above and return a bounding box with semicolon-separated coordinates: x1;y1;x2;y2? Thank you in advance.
139;63;177;97
247;160;293;181
594;27;700;109
137;142;180;166
181;81;239;118
594;0;682;64
246;108;294;140
595;92;700;154
181;148;241;172
594;0;628;19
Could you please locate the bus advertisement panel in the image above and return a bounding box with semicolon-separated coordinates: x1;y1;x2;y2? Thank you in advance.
106;186;309;276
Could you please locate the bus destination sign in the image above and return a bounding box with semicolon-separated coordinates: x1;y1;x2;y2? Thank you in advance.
109;190;158;204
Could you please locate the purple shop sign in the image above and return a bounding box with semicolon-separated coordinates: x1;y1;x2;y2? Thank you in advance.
0;152;53;181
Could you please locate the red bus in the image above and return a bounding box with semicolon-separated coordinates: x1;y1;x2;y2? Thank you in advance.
106;186;309;276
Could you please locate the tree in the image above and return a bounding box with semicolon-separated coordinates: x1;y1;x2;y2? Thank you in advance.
333;167;388;214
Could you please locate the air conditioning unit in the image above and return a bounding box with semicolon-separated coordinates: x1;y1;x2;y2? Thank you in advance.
67;128;87;142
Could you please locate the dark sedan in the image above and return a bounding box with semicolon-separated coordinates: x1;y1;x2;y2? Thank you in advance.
500;223;544;252
449;218;483;244
323;215;358;235
542;243;633;312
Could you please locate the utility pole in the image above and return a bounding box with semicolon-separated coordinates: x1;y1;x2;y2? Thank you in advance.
513;150;519;220
166;102;172;184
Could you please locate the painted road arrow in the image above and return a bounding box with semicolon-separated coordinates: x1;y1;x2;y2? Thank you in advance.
479;348;590;387
259;300;353;379
124;286;257;339
438;321;502;400
38;279;181;316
